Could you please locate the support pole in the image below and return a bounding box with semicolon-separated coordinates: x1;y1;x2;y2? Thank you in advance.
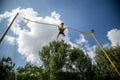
0;13;19;44
90;29;120;77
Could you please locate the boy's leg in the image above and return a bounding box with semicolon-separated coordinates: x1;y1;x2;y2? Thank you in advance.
57;32;60;39
62;32;65;36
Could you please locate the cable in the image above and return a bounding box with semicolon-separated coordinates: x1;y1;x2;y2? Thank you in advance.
22;17;91;36
67;27;91;36
23;17;59;26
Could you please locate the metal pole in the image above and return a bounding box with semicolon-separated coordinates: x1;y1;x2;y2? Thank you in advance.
0;13;19;44
90;30;120;77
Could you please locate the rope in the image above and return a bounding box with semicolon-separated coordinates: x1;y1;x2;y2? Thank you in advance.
23;17;59;26
67;27;90;36
22;17;90;36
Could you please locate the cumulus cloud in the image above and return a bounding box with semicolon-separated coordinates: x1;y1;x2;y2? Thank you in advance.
75;34;96;59
0;11;10;21
0;7;74;65
107;29;120;46
5;36;16;45
75;34;88;45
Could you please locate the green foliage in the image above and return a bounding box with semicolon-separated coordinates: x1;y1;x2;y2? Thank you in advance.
94;46;120;79
2;41;120;80
39;40;93;80
0;57;15;80
17;62;44;80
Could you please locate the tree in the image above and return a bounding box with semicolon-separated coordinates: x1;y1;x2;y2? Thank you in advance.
17;62;43;80
0;57;15;80
39;40;93;80
94;45;120;79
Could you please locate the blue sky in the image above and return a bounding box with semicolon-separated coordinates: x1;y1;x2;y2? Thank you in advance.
0;0;120;39
0;0;120;67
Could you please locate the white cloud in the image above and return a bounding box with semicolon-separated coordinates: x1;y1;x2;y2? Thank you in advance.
84;45;97;59
0;8;73;65
0;11;10;21
75;34;88;45
51;11;61;20
75;34;96;59
107;29;120;46
5;36;16;45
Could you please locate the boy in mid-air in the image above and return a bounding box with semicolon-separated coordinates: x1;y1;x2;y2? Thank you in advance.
57;23;66;39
